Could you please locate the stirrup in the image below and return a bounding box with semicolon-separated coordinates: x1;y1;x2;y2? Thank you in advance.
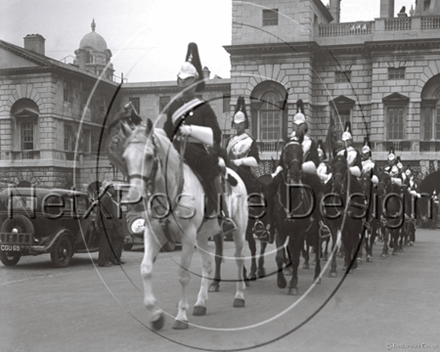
363;221;371;230
221;217;237;236
319;222;331;239
252;220;266;240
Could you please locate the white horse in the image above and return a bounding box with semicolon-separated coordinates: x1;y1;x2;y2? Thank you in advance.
108;119;248;330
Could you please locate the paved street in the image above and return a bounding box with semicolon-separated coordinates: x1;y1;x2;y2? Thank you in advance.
1;229;439;352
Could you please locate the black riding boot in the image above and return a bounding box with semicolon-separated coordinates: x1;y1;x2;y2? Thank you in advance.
214;176;237;235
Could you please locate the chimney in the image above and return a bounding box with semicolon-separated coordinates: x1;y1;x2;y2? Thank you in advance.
24;34;46;56
380;0;395;18
202;66;211;80
328;0;341;23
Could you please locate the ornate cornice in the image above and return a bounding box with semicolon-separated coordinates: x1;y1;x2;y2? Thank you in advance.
224;41;320;56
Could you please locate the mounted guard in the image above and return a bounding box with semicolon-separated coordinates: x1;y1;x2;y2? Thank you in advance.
336;122;362;177
163;42;236;235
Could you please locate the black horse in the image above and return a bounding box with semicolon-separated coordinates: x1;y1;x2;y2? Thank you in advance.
358;170;380;262
377;171;404;257
268;131;322;295
322;153;364;277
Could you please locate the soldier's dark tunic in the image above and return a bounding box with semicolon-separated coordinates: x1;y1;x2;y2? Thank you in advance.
163;98;222;181
226;132;260;193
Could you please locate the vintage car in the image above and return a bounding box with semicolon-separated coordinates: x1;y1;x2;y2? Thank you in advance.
123;205;178;252
0;187;99;267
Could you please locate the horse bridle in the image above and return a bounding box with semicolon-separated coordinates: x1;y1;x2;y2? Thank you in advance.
125;129;159;198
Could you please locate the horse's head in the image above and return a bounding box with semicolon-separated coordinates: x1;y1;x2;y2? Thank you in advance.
377;171;392;197
329;152;348;194
359;169;373;194
283;130;304;184
107;116;157;204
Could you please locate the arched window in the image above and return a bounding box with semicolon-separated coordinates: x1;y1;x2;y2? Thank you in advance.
420;75;440;152
249;81;287;153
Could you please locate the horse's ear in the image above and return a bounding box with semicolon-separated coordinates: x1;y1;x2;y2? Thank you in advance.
120;121;132;137
145;118;153;136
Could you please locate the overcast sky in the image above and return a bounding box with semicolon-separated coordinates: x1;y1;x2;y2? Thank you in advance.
1;0;415;83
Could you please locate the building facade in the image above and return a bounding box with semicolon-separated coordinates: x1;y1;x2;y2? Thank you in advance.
1;1;440;190
226;0;440;177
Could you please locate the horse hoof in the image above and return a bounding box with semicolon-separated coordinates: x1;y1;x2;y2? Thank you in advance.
277;275;287;289
314;277;321;284
303;263;310;270
151;313;165;331
193;306;207;316
208;282;220;292
233;298;245;308
380;252;388;258
250;275;257;281
409;242;414;246
329;271;337;278
367;256;372;262
257;268;266;279
288;287;298;296
244;280;251;288
283;267;293;276
172;319;189;330
392;252;398;256
356;257;363;265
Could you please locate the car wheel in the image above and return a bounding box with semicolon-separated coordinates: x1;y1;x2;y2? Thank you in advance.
0;214;34;236
0;251;21;266
161;241;176;252
51;235;73;268
123;243;134;251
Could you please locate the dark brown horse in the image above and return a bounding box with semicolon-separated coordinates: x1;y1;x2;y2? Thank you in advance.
358;170;380;262
322;153;364;276
377;171;404;257
268;131;322;295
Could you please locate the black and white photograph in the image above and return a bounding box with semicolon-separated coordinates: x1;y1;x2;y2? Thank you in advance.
1;1;439;351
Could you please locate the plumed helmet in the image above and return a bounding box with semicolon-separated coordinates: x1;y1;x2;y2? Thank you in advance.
232;96;249;128
341;121;353;141
177;42;205;91
293;99;306;125
396;156;403;170
390;165;399;177
317;139;327;160
361;136;371;155
387;147;396;163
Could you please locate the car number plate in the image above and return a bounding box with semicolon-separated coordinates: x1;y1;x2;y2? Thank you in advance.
1;244;21;252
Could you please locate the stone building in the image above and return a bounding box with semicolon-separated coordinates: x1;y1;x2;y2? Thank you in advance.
2;0;440;190
0;23;121;191
226;0;440;176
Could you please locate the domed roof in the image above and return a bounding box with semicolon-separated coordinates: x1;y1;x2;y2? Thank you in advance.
79;19;107;52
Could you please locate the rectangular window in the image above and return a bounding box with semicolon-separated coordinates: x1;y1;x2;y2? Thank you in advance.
223;94;231;113
64;125;74;151
63;81;70;102
83;129;91;153
335;71;351;83
129;97;140;114
436;109;440;140
422;107;433;140
261;111;280;140
263;9;278;26
159;96;170;113
21;122;34;150
388;67;405;80
387;107;404;140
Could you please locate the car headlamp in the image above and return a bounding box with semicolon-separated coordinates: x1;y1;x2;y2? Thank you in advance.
130;218;145;234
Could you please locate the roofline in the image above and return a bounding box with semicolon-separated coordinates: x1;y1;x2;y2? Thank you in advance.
0;39;118;87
